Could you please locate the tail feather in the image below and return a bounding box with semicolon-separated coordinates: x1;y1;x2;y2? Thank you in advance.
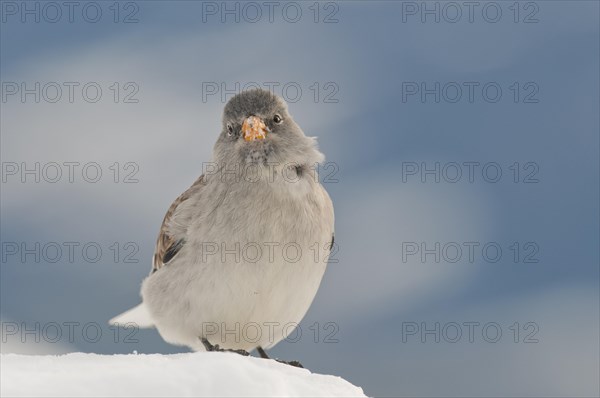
109;303;154;328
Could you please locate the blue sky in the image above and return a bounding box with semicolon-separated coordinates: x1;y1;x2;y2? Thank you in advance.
1;1;599;396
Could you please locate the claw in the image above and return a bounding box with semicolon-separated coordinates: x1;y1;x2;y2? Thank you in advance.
200;338;250;356
256;346;303;368
277;359;304;368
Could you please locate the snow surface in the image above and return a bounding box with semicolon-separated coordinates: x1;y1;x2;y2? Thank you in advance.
0;352;366;397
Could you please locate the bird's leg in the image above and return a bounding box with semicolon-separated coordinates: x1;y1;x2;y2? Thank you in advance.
255;346;304;368
256;346;270;359
201;337;220;352
200;337;250;356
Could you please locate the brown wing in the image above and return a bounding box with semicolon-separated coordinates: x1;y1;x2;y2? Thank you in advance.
152;175;205;273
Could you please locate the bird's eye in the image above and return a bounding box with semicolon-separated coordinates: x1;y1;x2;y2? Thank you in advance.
273;114;283;124
227;124;234;136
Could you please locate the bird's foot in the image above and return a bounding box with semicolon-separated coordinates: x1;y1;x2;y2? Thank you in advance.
276;359;304;368
200;338;250;356
226;348;250;356
256;346;304;368
200;337;219;352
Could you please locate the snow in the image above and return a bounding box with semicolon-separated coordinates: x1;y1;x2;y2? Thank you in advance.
0;352;366;397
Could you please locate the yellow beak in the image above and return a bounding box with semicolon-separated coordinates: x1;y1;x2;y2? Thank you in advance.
242;116;268;142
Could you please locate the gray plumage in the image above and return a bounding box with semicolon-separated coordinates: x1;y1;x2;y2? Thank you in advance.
111;89;335;352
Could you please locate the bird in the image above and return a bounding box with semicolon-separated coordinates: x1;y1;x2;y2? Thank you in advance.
110;88;335;365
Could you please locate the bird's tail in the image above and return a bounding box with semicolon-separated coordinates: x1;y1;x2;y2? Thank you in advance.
109;303;155;328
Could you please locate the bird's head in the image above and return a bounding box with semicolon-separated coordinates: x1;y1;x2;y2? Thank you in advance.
213;89;324;171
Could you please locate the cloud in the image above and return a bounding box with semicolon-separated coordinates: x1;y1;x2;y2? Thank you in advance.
312;164;495;320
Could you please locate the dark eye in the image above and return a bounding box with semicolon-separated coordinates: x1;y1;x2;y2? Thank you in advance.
273;114;283;124
227;124;234;136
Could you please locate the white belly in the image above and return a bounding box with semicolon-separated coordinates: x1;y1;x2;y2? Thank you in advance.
141;175;333;351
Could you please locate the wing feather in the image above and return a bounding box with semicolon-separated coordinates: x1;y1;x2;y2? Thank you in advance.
152;175;205;273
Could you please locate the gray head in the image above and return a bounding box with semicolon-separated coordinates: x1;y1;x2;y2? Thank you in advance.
213;89;323;169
